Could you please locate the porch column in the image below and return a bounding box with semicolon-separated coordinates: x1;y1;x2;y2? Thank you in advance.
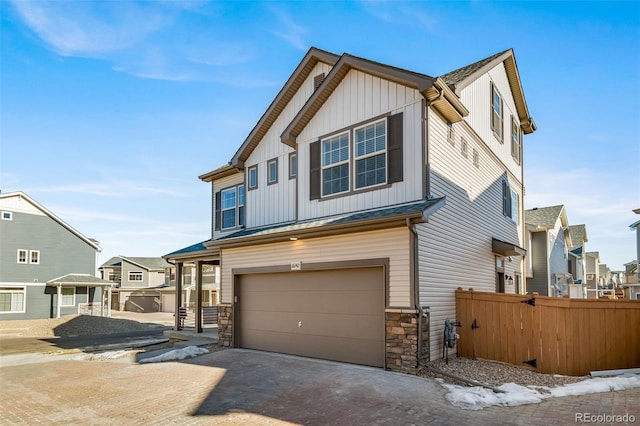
107;285;112;317
195;260;203;333
56;283;62;318
174;262;183;331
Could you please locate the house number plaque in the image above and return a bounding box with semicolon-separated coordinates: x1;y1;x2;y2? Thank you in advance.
291;261;302;271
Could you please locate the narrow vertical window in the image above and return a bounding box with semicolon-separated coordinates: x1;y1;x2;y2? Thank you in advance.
238;184;245;227
510;189;519;223
473;149;479;168
17;249;27;264
491;83;503;142
29;250;40;264
248;165;258;190
267;158;278;185
511;116;521;164
460;138;468;158
289;152;298;179
447;123;455;146
221;187;237;230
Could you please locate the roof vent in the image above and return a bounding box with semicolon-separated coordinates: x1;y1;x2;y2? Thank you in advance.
314;73;325;90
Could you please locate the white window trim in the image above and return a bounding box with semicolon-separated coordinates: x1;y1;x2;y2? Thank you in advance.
29;250;40;265
0;286;26;313
267;158;278;185
353;118;387;190
447;124;455;146
510;189;519;224
511;116;521;164
473;149;480;168
321;131;351;197
460;138;468;158
221;185;245;230
17;249;28;264
1;211;12;221
491;84;504;143
60;287;75;307
128;272;143;282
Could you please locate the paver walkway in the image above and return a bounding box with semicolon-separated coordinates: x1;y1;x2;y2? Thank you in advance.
1;349;637;425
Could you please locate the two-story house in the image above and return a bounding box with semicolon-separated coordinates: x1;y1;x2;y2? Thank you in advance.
0;192;113;319
585;251;601;298
567;224;588;297
524;205;574;297
99;256;171;312
166;47;535;372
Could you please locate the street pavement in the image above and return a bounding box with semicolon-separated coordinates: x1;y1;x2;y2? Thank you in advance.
1;348;638;425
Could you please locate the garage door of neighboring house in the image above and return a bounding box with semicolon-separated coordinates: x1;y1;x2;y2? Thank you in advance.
161;293;175;313
237;267;384;367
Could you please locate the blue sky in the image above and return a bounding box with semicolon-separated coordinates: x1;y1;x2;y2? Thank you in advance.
1;1;638;272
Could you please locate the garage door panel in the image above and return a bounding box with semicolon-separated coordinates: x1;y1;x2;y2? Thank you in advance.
241;311;382;340
238;267;384;367
243;330;383;367
240;289;381;315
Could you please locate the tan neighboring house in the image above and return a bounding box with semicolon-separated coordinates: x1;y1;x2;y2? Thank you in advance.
99;256;170;312
585;251;601;298
166;47;536;372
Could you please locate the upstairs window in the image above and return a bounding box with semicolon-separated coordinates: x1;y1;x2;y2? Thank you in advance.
502;180;518;223
511;116;521;164
310;113;403;200
17;249;27;264
216;184;245;230
29;250;40;264
2;211;12;220
267;158;278;185
321;132;350;196
473;149;480;168
447;124;455;146
491;83;504;143
460;138;468;158
129;272;143;281
248;165;258;190
354;119;386;189
289;152;298;179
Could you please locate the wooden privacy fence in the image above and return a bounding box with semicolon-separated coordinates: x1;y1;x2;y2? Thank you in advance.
455;288;640;376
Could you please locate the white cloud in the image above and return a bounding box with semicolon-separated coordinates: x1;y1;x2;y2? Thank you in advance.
267;6;308;50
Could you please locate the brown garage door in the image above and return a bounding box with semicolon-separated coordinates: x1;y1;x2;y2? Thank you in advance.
238;267;384;367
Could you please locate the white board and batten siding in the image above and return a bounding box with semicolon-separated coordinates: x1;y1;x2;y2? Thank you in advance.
420;87;525;360
244;62;333;228
220;227;411;308
296;70;425;220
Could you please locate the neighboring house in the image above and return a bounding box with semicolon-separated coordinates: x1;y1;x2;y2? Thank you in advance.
567;224;588;284
0;192;113;319
162;244;221;313
166;47;536;371
524;205;573;297
585;251;601;298
99;256;170;312
631;208;640;283
623;260;639;300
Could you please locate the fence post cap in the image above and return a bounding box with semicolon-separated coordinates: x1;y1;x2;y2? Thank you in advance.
456;287;463;291
468;288;474;292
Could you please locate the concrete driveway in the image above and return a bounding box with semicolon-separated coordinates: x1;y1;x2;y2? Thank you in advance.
1;348;638;425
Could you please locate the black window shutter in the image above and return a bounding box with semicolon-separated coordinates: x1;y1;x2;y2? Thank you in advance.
215;190;221;231
387;112;403;184
309;141;321;200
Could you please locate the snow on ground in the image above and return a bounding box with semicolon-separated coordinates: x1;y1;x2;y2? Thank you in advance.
442;375;640;410
139;346;209;363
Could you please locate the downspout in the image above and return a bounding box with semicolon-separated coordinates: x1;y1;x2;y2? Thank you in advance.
406;218;425;367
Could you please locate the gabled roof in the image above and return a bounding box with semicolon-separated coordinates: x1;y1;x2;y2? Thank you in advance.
281;52;467;147
568;224;588;250
440;48;536;134
205;198;445;249
525;205;567;229
586;251;600;259
0;191;101;252
99;256;170;270
198;48;340;182
47;273;114;287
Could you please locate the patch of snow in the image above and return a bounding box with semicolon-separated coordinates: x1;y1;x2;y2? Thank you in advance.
139;346;209;363
73;350;136;361
442;375;640;411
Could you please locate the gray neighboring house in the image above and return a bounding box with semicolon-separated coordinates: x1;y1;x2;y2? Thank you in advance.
0;192;113;319
99;256;170;312
567;224;588;294
525;205;573;296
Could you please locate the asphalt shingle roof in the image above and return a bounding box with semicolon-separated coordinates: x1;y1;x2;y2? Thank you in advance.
440;49;510;88
47;274;115;286
100;256;170;270
164;241;210;257
525;205;564;228
568;224;587;250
